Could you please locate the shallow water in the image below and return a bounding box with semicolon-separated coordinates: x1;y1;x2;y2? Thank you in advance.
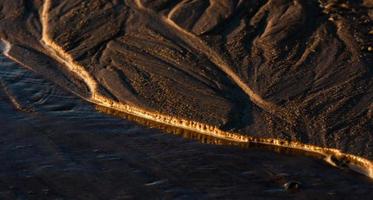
0;54;373;199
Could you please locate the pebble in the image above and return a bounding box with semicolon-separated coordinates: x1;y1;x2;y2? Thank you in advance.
283;181;302;192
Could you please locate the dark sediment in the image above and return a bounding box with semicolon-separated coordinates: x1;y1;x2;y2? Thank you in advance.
0;0;372;160
1;55;373;199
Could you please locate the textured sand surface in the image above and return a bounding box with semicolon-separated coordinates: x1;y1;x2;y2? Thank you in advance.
1;53;373;199
0;0;372;163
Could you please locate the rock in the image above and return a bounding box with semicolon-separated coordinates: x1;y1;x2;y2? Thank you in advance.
283;181;302;192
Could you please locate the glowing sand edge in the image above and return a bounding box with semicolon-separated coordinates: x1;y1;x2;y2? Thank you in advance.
4;0;369;178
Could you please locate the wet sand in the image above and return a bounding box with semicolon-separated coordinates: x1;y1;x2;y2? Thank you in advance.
1;54;373;199
0;0;373;199
1;0;372;159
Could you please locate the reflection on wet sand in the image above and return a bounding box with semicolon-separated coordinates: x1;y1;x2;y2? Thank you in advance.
96;105;372;179
1;53;372;199
5;0;361;182
97;105;250;147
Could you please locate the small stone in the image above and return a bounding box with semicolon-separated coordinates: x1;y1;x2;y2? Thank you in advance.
283;181;302;191
339;3;350;9
328;155;349;169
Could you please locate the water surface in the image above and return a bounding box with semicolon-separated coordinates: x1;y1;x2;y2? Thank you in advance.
0;54;372;199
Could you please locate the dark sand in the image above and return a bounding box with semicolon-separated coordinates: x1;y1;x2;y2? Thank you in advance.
0;0;373;199
1;0;372;158
0;53;372;199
